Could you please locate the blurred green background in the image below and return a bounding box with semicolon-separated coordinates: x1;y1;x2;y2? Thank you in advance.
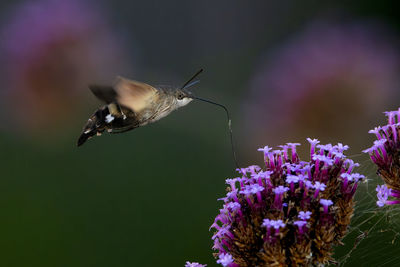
1;0;400;266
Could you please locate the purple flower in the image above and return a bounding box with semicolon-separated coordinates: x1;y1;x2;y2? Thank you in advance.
216;253;235;267
252;170;272;180
240;184;265;203
262;219;286;230
313;182;326;198
271;219;286;230
211;140;364;266
210;139;363;266
273;186;289;208
262;219;273;229
314;182;326;190
365;108;400;207
225;178;240;190
246;165;261;173
317;144;333;152
376;185;390;207
286;175;300;192
293;220;307;228
226;189;239;203
293;220;308;235
298;211;312;220
273;186;289;194
287;143;301;161
226;202;241;212
305;180;313;189
258;146;272;154
320;199;333;213
333;143;349;152
312;155;334;166
286;175;300;184
307;138;320;156
185;262;207;267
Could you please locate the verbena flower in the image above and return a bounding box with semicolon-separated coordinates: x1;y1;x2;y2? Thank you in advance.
185;261;207;267
364;108;400;207
210;139;364;266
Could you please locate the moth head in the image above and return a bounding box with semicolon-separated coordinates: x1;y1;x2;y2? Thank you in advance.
175;89;193;107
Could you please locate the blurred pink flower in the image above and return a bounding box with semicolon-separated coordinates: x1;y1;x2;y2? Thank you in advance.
0;0;131;135
244;20;400;157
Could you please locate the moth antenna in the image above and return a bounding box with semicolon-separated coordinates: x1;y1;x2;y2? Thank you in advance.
191;95;240;169
182;79;200;90
180;69;204;90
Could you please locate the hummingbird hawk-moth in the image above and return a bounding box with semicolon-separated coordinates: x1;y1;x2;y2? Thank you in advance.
77;69;203;146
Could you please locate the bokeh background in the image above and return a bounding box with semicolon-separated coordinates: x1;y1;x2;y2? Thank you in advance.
1;0;399;266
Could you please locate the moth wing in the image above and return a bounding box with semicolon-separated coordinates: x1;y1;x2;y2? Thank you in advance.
114;76;158;113
89;85;117;104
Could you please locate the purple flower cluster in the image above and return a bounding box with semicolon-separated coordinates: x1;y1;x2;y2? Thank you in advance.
364;108;400;207
210;139;364;266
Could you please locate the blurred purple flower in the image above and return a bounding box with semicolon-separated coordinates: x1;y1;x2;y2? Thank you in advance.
245;21;400;157
0;0;130;135
364;108;400;207
185;261;207;267
210;139;364;266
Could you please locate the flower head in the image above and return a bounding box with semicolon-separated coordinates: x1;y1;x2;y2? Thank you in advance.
210;139;364;265
364;108;400;207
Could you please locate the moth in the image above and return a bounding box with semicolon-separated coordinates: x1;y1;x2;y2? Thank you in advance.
77;69;203;146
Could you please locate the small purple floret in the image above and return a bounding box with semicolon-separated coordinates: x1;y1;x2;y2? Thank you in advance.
258;146;272;154
313;181;326;198
271;219;286;230
376;184;391;207
298;211;312;220
262;219;286;235
273;186;289;195
286;175;300;184
293;220;307;235
320;199;333;213
185;262;207;267
262;219;273;229
312;154;334;166
217;253;234;267
293;220;307;228
226;202;241;212
240;184;264;195
333;143;349;152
